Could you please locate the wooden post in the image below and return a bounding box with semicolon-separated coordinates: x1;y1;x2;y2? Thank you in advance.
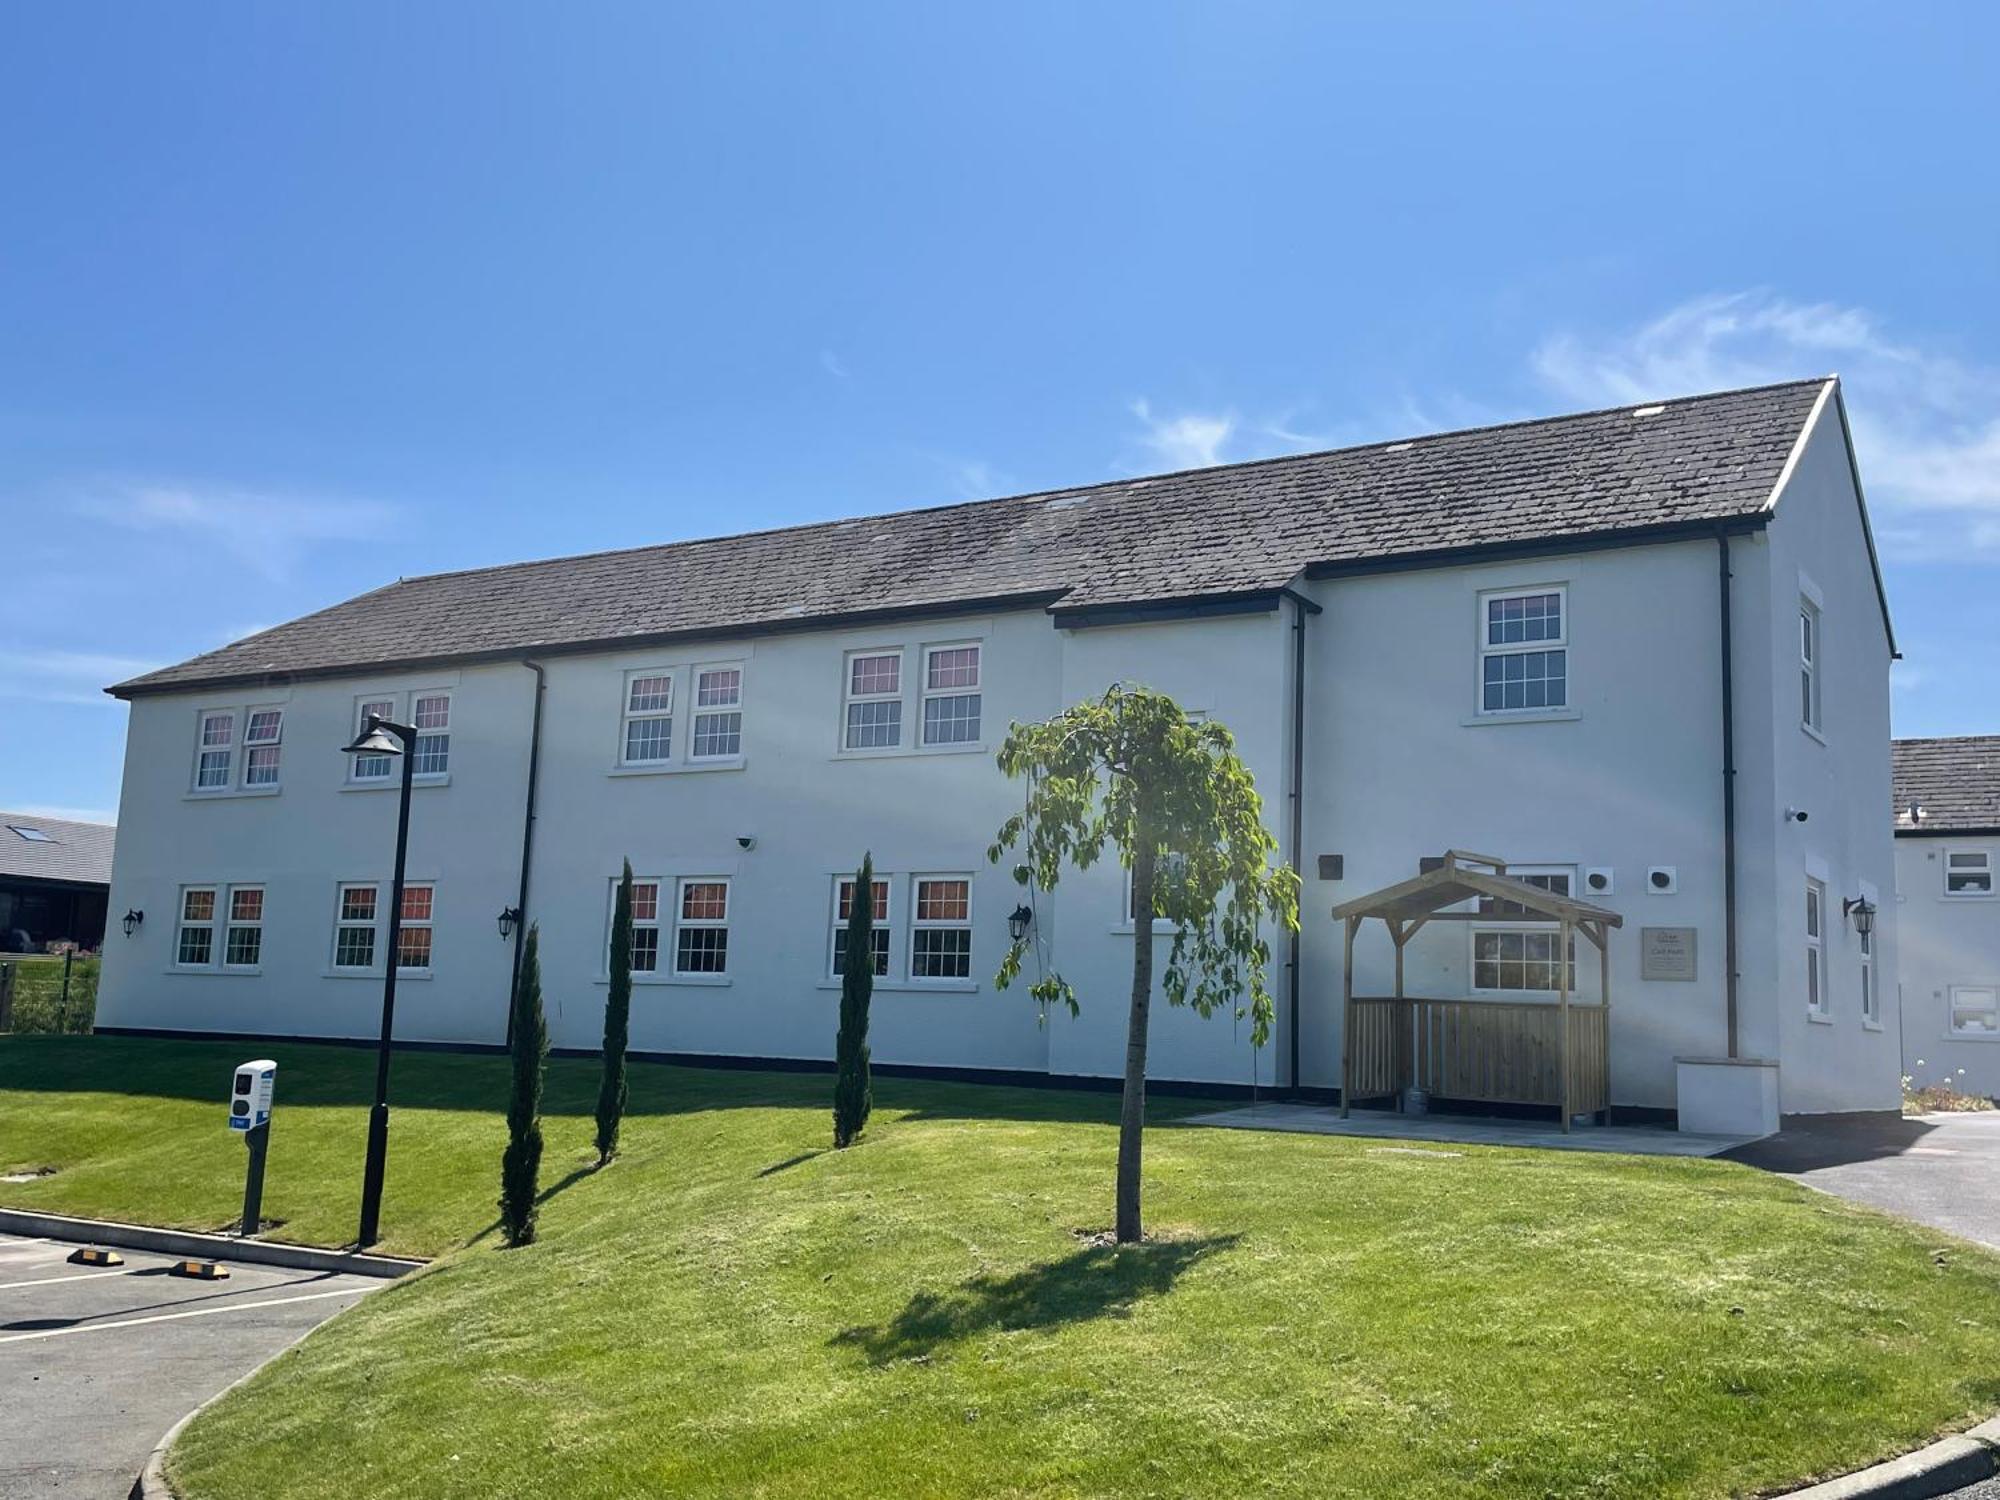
1599;922;1612;1123
1558;917;1572;1133
1338;915;1357;1118
1390;919;1411;1111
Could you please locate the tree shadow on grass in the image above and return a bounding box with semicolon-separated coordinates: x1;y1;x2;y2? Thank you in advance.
831;1232;1241;1365
466;1156;606;1245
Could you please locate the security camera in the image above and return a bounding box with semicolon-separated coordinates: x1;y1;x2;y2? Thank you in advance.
1785;807;1809;824
736;835;756;851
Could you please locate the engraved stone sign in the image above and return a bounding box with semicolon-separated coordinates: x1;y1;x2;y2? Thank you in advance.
1641;926;1698;982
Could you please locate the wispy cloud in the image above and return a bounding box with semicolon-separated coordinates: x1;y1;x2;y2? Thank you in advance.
819;349;851;380
1128;399;1234;469
72;480;397;579
1533;292;2000;559
0;648;162;706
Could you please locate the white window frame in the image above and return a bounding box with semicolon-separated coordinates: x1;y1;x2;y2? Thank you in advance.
1945;849;1995;899
189;704;288;796
411;693;452;778
1950;984;2000;1039
347;691;452;784
242;709;284;788
842;649;905;752
618;876;664;976
689;665;744;760
1859;923;1878;1028
333;883;382;971
173;885;219;968
830;874;892;979
349;696;400;783
1806;878;1828;1019
672;877;731;976
1476;585;1569;718
920;643;983;748
394;882;436;975
223;885;266;970
1468;865;1578;996
619;671;676;767
192;710;236;791
1120;862;1182;933
909;874;974;982
1799;598;1823;736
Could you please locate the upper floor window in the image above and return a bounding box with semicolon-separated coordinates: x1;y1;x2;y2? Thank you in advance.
1799;600;1822;734
1951;985;2000;1037
1946;850;1994;898
1805;878;1828;1018
352;698;398;781
349;691;450;782
195;713;235;789
192;706;285;793
621;674;674;765
922;645;982;745
412;694;452;776
243;710;284;787
844;651;903;750
1478;588;1567;715
691;669;743;759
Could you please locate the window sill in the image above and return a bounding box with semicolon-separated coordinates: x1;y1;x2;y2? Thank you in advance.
607;758;746;777
340;776;450;793
1460;709;1581;728
635;974;733;988
1943;893;1998;902
323;969;433;981
183;786;282;802
1801;722;1828;747
1862;1020;1885;1033
814;979;978;994
832;742;989;762
165;965;261;976
1947;1031;2000;1043
1806;1010;1834;1026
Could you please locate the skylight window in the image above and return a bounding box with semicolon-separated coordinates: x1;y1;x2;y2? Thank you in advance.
7;825;58;843
1631;404;1665;418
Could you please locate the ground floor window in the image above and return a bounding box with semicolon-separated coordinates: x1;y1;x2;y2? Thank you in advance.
675;879;730;974
396;884;435;973
1951;985;1999;1037
1470;867;1576;993
831;876;891;977
1859;926;1877;1025
1806;879;1827;1018
175;887;217;967
224;886;264;968
911;876;972;979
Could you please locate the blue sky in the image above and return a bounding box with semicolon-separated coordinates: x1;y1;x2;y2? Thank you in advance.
4;3;1997;823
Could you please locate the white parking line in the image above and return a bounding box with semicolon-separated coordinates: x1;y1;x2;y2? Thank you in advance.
0;1267;144;1292
0;1286;365;1344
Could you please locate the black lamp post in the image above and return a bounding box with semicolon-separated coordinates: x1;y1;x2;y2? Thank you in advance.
341;712;419;1249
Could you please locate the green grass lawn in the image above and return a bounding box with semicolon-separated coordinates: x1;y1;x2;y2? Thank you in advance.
7;1036;2000;1499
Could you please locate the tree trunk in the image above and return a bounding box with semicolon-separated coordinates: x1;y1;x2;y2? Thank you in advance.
1116;835;1156;1244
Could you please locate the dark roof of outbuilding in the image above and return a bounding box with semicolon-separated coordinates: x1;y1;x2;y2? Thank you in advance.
0;812;116;888
112;377;1837;697
1894;737;2000;834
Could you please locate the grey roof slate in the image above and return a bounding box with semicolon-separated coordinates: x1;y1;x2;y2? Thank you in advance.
1893;737;2000;833
0;812;116;887
112;377;1833;697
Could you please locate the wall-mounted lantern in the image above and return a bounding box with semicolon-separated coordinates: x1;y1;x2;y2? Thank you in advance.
1843;897;1877;939
497;906;523;941
121;908;144;938
1006;904;1034;943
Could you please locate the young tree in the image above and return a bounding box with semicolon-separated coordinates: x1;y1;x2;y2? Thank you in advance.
990;685;1298;1243
832;852;877;1148
500;922;549;1247
596;860;634;1164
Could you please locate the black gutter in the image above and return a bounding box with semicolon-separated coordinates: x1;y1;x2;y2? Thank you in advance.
1306;515;1769;583
1717;532;1740;1059
1896;826;2000;839
108;589;1073;700
1285;589;1314;1094
504;660;548;1049
1050;589;1285;630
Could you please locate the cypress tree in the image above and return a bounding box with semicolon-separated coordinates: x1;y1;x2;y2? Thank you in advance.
832;853;876;1148
596;860;634;1164
500;923;548;1247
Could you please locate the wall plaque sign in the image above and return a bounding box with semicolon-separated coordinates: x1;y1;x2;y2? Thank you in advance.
1641;926;1698;982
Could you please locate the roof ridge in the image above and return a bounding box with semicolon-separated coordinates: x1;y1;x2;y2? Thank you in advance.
380;375;1838;594
1894;734;2000;746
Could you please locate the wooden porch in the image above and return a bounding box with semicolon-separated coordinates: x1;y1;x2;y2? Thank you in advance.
1332;851;1624;1131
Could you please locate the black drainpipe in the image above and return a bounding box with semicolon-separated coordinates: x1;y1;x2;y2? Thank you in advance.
1716;534;1740;1059
505;659;548;1049
1282;588;1318;1094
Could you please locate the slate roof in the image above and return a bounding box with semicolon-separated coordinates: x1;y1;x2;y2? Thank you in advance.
1893;737;2000;834
112;377;1835;697
0;812;116;887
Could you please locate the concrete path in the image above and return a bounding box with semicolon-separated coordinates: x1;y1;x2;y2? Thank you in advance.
1725;1111;2000;1251
0;1231;376;1499
1185;1100;1755;1157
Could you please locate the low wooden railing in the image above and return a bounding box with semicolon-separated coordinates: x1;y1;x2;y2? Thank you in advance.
1343;996;1609;1119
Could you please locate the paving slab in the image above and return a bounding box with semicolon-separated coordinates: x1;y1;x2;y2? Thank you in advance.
1183;1101;1755;1156
0;1231;375;1499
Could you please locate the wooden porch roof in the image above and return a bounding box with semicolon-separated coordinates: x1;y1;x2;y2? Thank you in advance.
1329;850;1625;936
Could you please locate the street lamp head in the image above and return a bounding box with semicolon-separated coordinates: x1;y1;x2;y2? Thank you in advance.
342;715;406;758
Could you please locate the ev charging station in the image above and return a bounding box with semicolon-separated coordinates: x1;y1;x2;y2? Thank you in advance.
229;1059;277;1236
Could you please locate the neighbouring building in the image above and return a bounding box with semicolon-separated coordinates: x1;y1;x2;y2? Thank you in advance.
1893;736;2000;1096
96;376;1900;1131
0;811;114;952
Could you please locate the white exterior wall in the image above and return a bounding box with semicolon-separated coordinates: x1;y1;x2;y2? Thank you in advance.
1897;834;2000;1095
1751;398;1902;1115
